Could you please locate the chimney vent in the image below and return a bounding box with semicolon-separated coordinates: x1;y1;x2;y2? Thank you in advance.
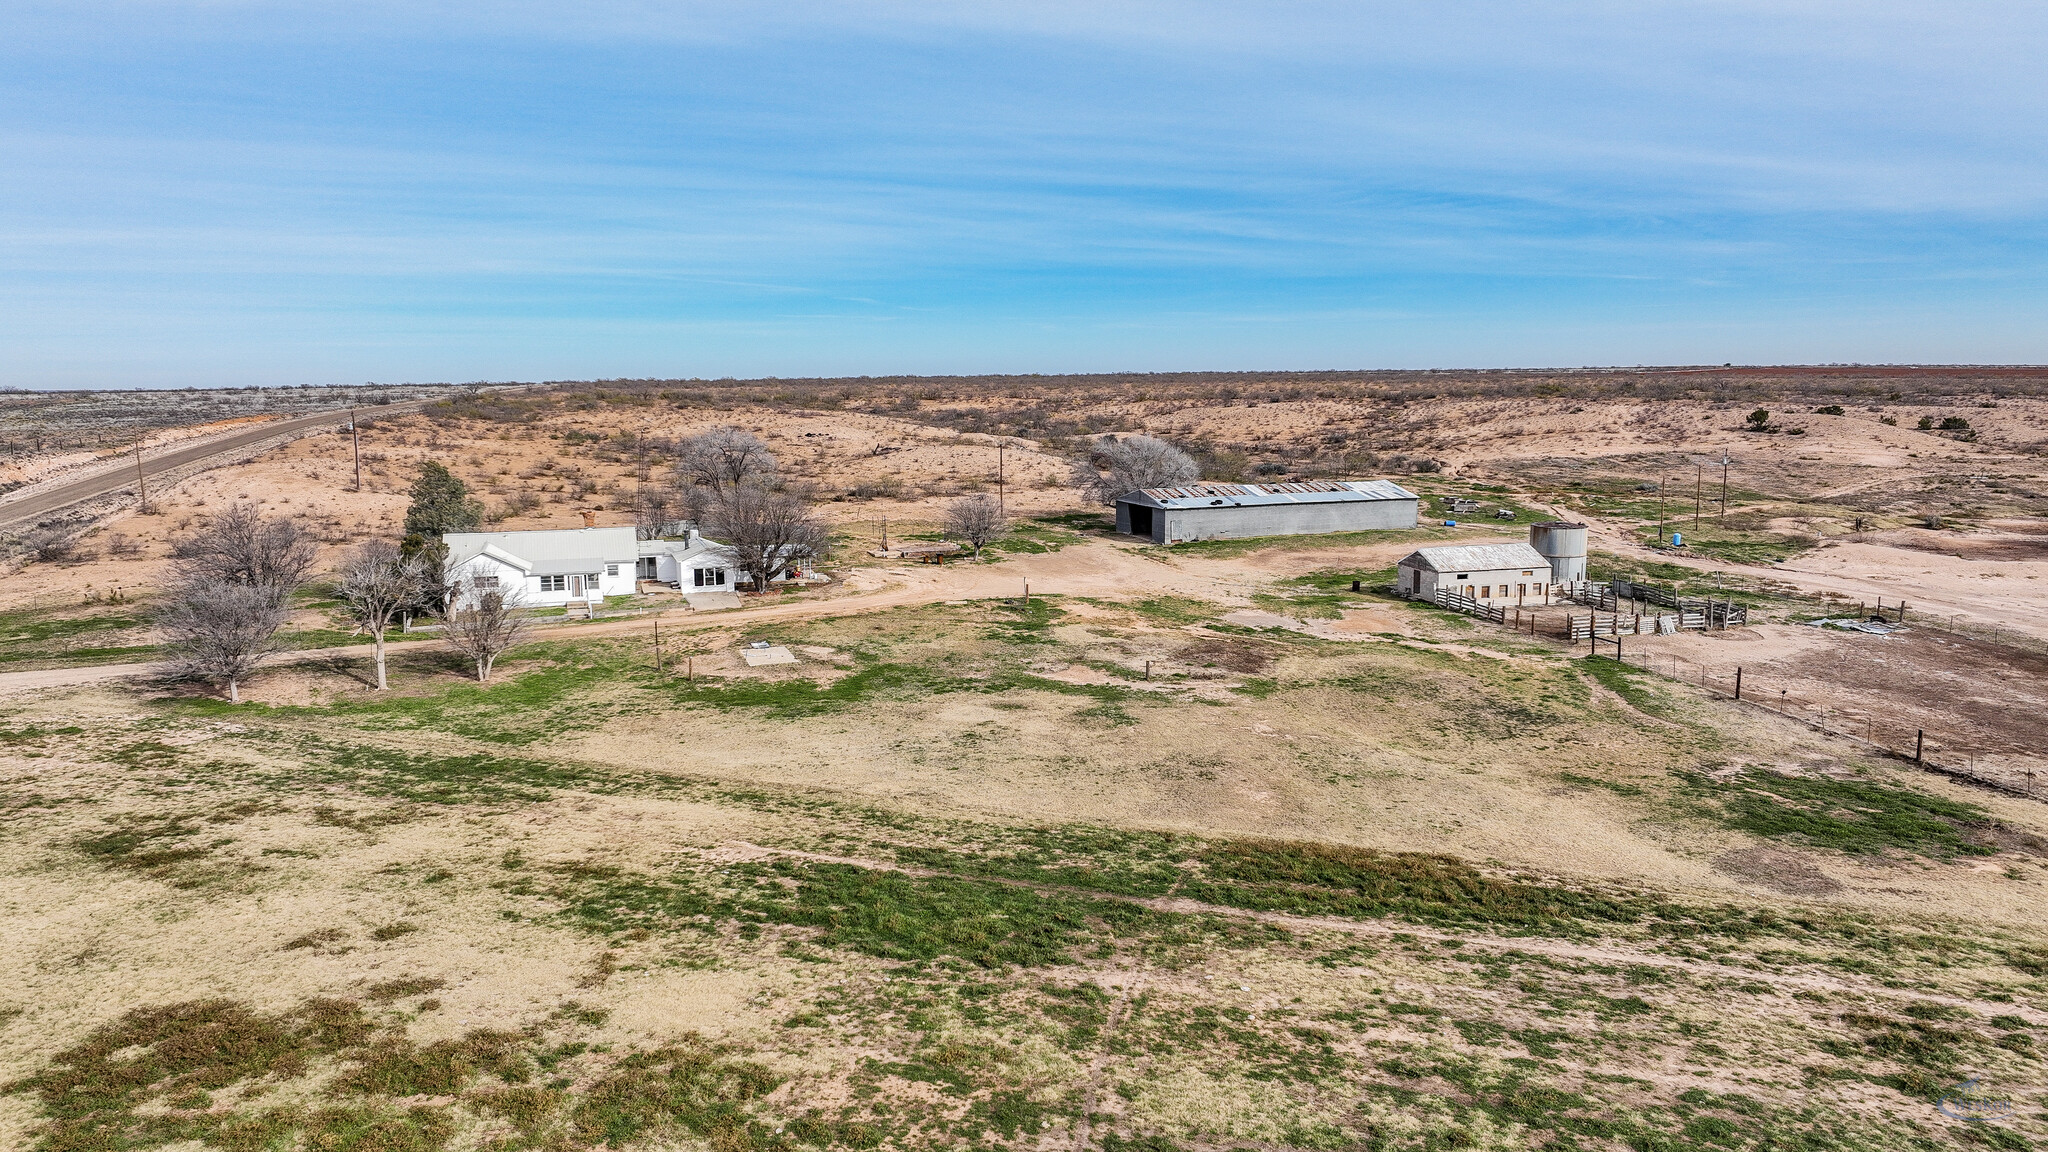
581;510;596;528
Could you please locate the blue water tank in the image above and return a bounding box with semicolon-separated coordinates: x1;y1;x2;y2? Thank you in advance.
1671;532;1683;547
1444;519;1457;527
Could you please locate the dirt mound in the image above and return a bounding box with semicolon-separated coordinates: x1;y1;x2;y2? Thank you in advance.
1712;846;1841;895
1176;636;1278;673
1877;529;2048;562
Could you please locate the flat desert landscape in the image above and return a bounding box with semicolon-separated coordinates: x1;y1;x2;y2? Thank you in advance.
1;368;2044;1152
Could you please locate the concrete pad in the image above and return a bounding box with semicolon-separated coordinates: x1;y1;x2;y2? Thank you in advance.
740;646;798;667
685;591;744;612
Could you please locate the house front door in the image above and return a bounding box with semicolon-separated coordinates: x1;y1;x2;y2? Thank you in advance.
568;574;585;597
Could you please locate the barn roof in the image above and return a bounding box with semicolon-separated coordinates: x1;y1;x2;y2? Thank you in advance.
1397;542;1551;573
1119;479;1418;509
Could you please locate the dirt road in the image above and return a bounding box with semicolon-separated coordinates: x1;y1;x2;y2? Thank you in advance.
0;401;422;530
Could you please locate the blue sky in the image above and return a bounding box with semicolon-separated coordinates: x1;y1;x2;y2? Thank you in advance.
3;2;2045;387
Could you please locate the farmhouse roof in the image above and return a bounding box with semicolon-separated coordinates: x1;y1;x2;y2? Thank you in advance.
1119;479;1418;510
1397;542;1551;573
478;543;532;573
444;526;639;572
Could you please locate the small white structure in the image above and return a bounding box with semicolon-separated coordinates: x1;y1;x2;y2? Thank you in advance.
1396;541;1555;604
444;524;747;608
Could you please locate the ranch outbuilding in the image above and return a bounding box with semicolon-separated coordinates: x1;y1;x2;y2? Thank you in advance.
1396;541;1557;603
1115;479;1419;544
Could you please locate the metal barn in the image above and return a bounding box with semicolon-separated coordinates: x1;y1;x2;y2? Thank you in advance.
1114;480;1419;544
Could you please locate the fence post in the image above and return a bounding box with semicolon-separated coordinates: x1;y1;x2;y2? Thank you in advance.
1734;667;1742;701
1914;730;1923;766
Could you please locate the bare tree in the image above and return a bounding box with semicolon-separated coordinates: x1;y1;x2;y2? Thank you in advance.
155;578;290;703
442;575;530;682
632;485;686;540
1069;435;1200;505
675;427;778;496
944;494;1009;559
333;541;428;690
171;503;318;593
700;486;826;591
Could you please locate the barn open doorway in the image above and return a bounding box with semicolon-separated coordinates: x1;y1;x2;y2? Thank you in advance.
1130;505;1154;537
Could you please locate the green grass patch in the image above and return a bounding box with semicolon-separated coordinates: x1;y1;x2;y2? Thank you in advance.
545;858;1170;968
318;743;600;805
736;860;1165;967
1119;595;1222;625
3;995;778;1152
1692;771;1996;859
0;605;153;666
1182;840;1644;934
980;520;1086;556
1577;657;1687;720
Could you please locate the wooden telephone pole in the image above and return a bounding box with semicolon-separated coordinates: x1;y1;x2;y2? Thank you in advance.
350;409;364;492
996;442;1005;514
1694;463;1703;524
132;436;150;513
1717;454;1732;522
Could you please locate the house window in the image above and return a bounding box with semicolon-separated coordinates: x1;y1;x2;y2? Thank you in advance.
475;575;499;589
1480;586;1491;598
605;564;619;577
539;575;566;592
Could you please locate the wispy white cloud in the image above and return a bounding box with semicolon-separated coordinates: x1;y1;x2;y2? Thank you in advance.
1;1;2044;384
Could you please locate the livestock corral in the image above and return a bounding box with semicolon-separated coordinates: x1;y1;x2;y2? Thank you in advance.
1;369;2046;1152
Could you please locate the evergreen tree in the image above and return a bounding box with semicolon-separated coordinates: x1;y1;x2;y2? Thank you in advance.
402;463;483;546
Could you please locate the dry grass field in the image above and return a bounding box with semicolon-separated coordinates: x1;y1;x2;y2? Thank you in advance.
2;370;2046;1151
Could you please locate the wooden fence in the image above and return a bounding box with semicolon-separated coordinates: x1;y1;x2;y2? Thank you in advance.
1432;588;1506;623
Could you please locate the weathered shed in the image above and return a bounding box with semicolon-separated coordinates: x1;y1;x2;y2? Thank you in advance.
1114;479;1419;543
1396;541;1554;603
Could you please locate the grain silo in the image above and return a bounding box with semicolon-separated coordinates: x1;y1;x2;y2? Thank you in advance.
1527;521;1588;583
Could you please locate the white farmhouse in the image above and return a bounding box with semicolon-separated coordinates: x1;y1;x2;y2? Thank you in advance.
443;522;747;608
1395;541;1556;604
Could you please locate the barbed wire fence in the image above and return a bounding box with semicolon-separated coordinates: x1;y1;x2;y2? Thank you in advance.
1595;644;2043;803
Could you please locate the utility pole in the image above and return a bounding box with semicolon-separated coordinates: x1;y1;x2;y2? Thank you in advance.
1657;477;1668;545
350;409;364;492
132;435;149;514
996;441;1005;514
1694;463;1703;524
1718;454;1732;523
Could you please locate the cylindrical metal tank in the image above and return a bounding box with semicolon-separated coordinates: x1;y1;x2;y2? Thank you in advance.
1528;521;1588;583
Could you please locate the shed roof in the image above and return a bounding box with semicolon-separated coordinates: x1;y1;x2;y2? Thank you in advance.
1119;479;1418;509
444;526;639;572
1397;542;1551;573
